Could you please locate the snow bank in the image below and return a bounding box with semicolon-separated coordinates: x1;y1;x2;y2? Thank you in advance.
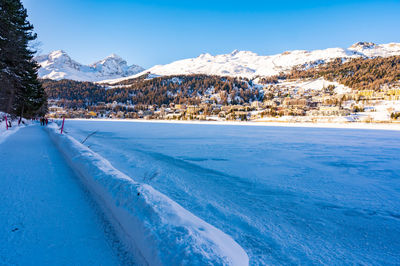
0;113;28;144
45;124;248;266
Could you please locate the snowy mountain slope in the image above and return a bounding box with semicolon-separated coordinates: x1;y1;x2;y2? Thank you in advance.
35;50;144;82
102;42;400;84
349;42;400;57
269;78;352;95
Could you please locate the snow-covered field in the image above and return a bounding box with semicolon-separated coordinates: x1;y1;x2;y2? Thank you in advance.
67;117;400;131
62;120;400;265
271;78;352;94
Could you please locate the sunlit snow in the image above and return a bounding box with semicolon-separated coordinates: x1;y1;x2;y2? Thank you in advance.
63;120;400;265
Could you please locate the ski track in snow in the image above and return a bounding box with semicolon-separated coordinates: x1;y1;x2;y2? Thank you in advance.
65;120;400;265
0;125;134;265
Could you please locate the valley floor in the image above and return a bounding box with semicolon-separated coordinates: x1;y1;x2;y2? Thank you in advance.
0;125;133;265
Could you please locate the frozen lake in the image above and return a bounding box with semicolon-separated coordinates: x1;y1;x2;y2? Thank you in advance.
64;120;400;265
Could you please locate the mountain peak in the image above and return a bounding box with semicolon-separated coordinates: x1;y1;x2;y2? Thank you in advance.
198;52;212;59
48;50;70;59
230;49;240;56
35;50;144;82
350;42;377;49
50;49;67;54
106;53;123;60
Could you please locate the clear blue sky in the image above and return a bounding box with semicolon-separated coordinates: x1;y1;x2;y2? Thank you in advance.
22;0;400;68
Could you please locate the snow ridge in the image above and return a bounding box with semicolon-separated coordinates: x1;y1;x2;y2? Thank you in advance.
35;50;144;82
46;124;248;266
103;42;400;84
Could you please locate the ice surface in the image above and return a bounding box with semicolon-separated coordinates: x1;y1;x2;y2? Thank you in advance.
46;123;249;265
63;120;400;265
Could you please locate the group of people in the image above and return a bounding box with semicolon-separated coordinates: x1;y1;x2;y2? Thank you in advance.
40;117;48;126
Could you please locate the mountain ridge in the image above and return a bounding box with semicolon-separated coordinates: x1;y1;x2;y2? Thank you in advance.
35;50;144;82
100;42;400;84
36;42;400;83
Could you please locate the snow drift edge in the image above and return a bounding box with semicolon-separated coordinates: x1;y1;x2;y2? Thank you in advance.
45;123;248;266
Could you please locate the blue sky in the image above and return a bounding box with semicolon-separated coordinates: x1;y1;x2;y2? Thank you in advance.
23;0;400;68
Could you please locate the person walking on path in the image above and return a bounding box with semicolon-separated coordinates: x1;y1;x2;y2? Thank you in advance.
40;117;46;126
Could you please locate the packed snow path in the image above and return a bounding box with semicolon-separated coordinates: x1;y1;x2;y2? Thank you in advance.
0;125;132;265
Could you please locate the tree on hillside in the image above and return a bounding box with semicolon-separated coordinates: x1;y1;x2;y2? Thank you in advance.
0;0;47;117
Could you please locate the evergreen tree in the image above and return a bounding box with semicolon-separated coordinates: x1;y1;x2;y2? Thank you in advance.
0;0;47;117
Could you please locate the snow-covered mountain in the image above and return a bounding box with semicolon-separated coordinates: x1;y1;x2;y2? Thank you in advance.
35;50;144;82
103;42;400;84
37;42;400;83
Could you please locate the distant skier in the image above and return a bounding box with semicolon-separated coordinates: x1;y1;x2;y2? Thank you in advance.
45;118;48;125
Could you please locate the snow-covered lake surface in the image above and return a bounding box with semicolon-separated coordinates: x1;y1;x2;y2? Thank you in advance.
64;120;400;265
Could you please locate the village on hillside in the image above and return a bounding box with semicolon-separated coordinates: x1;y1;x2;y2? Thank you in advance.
47;78;400;123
